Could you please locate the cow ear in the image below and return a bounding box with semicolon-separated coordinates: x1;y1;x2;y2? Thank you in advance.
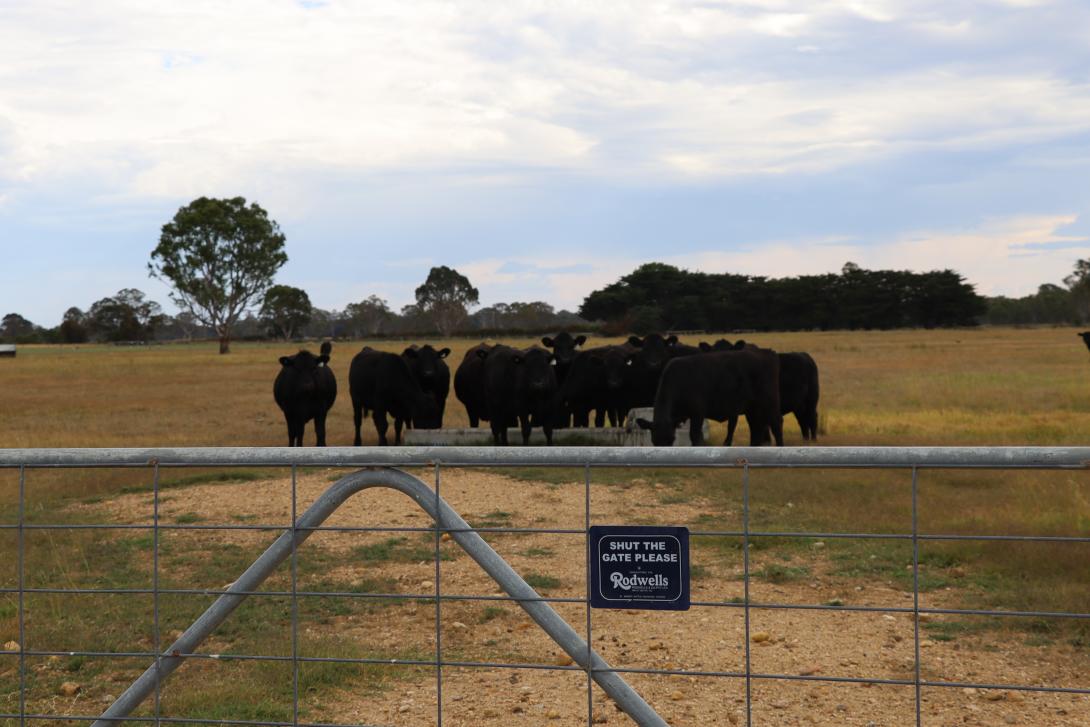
279;356;292;367
541;336;554;348
318;355;330;365
699;342;712;352
627;336;643;347
667;335;678;345
403;347;418;358
636;418;653;431
574;335;587;347
438;347;451;358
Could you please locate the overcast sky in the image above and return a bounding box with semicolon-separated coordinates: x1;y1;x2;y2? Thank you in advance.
2;0;1089;325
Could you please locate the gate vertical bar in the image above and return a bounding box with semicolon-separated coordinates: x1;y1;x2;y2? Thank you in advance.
291;464;299;727
912;466;922;727
17;464;25;727
153;463;161;726
742;463;752;727
434;463;443;727
585;463;593;727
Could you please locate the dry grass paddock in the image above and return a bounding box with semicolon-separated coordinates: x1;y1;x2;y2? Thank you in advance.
1;327;1089;724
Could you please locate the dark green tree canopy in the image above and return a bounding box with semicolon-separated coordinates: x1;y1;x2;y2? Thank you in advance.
414;266;479;335
580;262;987;331
149;196;287;353
259;284;312;340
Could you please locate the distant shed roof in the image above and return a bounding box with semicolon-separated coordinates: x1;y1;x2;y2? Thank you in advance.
0;344;16;357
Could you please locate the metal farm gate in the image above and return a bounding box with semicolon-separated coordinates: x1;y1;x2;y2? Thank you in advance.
1;446;1089;726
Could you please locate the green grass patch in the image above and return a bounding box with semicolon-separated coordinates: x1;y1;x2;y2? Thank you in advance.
479;606;507;623
523;573;561;590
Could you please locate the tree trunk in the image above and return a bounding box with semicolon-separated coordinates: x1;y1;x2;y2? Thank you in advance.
219;335;230;354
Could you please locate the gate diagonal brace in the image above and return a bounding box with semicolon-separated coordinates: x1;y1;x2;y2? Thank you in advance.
94;467;669;727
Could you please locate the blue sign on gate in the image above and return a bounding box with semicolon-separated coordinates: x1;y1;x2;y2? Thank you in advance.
588;525;690;610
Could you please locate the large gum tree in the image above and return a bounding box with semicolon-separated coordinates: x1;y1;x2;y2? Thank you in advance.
149;196;287;354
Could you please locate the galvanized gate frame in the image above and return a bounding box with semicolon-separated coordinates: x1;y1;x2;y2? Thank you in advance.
91;466;668;727
3;445;1090;727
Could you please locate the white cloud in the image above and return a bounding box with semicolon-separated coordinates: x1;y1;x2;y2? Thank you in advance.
0;0;1087;206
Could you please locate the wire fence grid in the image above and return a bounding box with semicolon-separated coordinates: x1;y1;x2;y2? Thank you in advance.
0;446;1088;727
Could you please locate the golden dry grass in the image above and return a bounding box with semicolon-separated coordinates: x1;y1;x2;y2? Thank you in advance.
1;327;1089;722
1;327;1089;451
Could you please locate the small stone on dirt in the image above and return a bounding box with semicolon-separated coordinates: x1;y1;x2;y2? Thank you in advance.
451;621;468;630
670;690;685;701
3;641;19;652
546;709;561;719
58;682;81;697
752;631;771;643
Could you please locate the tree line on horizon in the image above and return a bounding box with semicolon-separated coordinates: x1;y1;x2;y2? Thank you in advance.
4;196;1089;346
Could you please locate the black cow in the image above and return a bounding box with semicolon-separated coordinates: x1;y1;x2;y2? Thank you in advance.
273;342;337;447
482;345;558;445
701;340;820;443
1079;332;1090;352
542;332;587;427
454;342;492;427
636;347;783;447
626;333;681;407
349;347;439;446
558;345;630;427
402;344;450;428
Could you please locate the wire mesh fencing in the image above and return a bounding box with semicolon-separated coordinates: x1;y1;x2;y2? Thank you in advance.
0;446;1088;727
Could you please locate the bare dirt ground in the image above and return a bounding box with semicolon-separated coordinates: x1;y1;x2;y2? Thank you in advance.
72;468;1090;727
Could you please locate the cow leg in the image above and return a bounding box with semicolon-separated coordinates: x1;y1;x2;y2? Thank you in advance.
352;399;364;447
792;411;808;441
595;409;606;427
689;417;704;446
394;417;404;445
770;414;784;447
314;411;328;447
372;411;389;446
724;416;738;446
469;411;479;428
284;414;296;447
519;414;532;446
807;409;819;441
544;422;554;446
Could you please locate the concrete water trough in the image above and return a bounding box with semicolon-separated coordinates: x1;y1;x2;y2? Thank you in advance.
403;408;709;446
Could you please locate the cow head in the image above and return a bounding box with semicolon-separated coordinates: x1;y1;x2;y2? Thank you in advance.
541;332;587;373
627;333;677;373
403;344;450;384
278;350;329;393
515;347;558;394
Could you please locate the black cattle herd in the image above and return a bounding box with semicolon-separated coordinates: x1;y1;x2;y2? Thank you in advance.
273;332;821;448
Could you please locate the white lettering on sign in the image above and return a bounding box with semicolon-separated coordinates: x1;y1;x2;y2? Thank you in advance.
610;572;670;591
